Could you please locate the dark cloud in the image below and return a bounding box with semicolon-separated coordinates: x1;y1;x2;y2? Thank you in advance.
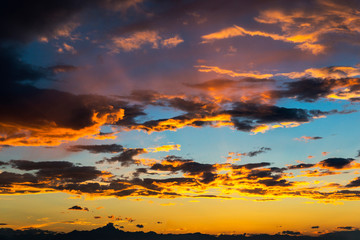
337;226;356;230
0;0;110;43
10;160;73;171
1;85;91;129
345;177;360;188
0;82;126;146
311;226;319;229
287;163;315;170
0;46;47;86
149;156;217;183
311;136;322;140
272;77;360;102
245;168;291;187
121;99;337;134
356;150;360;158
67;144;124;154
115;104;146;128
282;231;301;235
234;162;271;170
0;223;7;226
246;147;272;157
68;205;89;211
136;224;144;228
1;154;360;201
118;88;354;134
3;160;105;187
0;161;8;166
272;78;333;102
36;165;104;183
97;148;146;166
49;65;80;73
167;98;218;113
226;103;321;124
0;171;37;187
0;0;139;147
318;158;354;169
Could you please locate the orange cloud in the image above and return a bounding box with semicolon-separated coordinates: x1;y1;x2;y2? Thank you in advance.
0;108;124;147
162;35;184;48
131;113;233;133
294;136;323;143
202;1;360;55
195;65;273;79
110;31;183;52
147;144;181;153
201;25;324;54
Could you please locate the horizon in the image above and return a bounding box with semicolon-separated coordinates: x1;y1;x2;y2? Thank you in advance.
1;222;360;237
1;0;360;238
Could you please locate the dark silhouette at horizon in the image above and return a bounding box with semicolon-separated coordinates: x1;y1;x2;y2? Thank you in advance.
0;223;360;240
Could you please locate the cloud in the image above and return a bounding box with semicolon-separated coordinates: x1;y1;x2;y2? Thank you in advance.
246;147;272;157
136;224;144;228
162;35;184;48
111;30;161;52
10;160;73;170
119;92;336;134
345;177;360;188
201;1;360;54
194;64;360;102
287;158;360;172
110;31;183;52
147;144;181;153
281;66;360;79
116;87;357;136
0;161;9;166
0;0;84;42
2;151;360;202
227;148;271;162
337;226;357;230
49;64;80;73
0;83;125;146
0;160;110;193
97;148;147;166
0;0;141;43
271;77;360;102
282;230;301;235
68;205;89;211
67;144;124;154
195;65;274;79
201;25;324;55
317;158;355;170
287;163;316;170
58;43;77;54
294;136;323;142
224;102;327;133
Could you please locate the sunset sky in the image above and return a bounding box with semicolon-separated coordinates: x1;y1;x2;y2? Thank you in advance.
1;0;360;236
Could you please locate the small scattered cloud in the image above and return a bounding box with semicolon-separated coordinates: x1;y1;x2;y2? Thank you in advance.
110;31;183;53
68;205;89;211
136;224;144;228
294;136;323;143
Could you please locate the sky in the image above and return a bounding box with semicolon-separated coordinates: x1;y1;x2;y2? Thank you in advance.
1;0;360;236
